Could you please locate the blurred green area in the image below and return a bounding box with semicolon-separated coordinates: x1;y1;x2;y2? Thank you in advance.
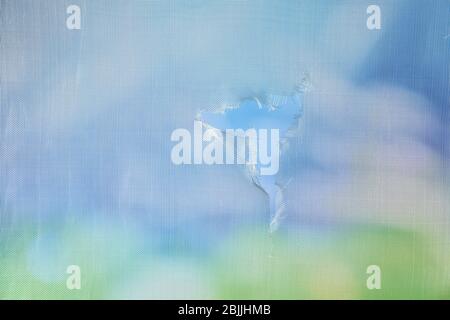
213;226;450;299
0;222;449;299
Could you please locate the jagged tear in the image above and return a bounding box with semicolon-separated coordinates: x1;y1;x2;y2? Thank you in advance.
197;78;310;232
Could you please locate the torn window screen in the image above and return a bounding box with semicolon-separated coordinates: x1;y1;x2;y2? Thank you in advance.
197;79;309;232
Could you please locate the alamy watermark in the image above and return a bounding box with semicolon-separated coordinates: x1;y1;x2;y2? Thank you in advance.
171;121;280;176
66;265;81;290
